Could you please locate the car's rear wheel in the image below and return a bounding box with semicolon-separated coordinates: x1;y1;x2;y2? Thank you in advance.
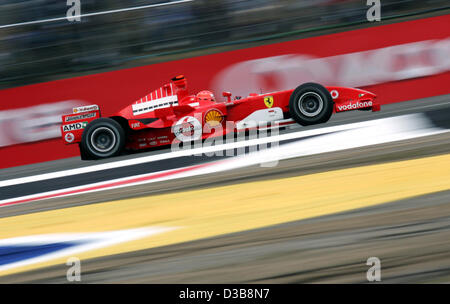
289;83;333;126
80;118;125;160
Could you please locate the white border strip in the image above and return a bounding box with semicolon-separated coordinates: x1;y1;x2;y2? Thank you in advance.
0;163;213;206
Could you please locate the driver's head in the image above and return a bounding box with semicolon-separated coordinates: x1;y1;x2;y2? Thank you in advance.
196;90;215;102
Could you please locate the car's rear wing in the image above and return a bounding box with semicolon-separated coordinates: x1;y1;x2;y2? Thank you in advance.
61;105;100;144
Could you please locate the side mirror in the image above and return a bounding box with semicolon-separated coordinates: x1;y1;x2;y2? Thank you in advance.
222;91;232;102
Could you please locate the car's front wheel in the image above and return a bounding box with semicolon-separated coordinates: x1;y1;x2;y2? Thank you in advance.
289;83;333;126
80;118;125;160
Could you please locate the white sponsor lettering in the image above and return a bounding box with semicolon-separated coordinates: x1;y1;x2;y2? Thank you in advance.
337;101;373;111
65;112;96;122
63;121;87;132
131;122;141;129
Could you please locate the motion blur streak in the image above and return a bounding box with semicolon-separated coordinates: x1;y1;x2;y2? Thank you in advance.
1;14;448;168
0;226;176;272
1;111;447;206
1;153;450;276
0;0;194;29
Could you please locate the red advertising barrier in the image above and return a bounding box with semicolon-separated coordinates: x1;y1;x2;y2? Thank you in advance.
0;15;449;169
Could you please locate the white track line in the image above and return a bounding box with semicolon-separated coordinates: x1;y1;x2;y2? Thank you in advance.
1;113;448;206
0;162;215;206
0;111;444;188
0;120;369;187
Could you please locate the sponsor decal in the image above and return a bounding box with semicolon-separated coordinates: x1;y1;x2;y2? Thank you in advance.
65;132;75;143
63;121;87;132
131;122;141;129
204;109;224;127
73;105;99;114
330;90;339;99
337;101;373;111
173;116;202;142
65;112;96;123
264;96;274;108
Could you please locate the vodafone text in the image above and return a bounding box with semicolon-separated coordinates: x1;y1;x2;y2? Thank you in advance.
337;101;372;111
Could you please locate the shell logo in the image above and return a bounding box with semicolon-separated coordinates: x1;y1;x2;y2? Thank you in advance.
204;109;223;127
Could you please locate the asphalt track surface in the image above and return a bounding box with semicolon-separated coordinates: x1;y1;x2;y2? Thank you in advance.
1;94;450;283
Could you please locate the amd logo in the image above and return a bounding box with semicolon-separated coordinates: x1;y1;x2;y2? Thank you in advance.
63;121;87;132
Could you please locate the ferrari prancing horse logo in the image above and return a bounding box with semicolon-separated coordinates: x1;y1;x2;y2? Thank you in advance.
264;96;274;108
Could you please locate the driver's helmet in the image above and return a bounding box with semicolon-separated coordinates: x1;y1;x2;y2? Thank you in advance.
196;90;215;102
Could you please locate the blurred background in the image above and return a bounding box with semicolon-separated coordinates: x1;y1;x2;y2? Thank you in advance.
0;0;449;89
0;1;450;284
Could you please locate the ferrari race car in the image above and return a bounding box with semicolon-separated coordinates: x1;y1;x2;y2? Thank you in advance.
61;75;380;160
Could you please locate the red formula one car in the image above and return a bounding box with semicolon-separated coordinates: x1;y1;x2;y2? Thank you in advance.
61;75;380;159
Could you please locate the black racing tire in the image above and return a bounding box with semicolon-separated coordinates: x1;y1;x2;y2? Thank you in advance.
79;143;91;160
288;83;333;126
80;118;125;160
